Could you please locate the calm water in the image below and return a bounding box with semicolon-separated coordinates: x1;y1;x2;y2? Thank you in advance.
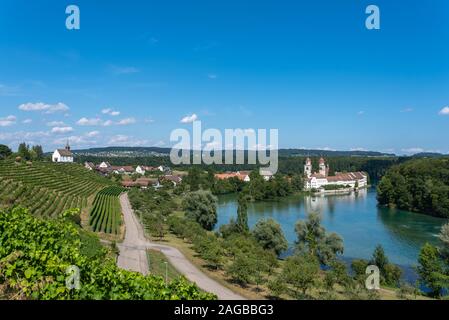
216;188;447;268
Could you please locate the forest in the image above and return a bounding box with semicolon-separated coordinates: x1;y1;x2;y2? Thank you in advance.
377;158;449;218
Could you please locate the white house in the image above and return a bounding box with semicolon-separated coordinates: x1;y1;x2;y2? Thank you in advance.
52;142;74;163
260;169;274;181
136;165;146;175
99;161;111;169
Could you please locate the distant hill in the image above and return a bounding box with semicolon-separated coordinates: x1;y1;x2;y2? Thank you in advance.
411;152;446;158
71;146;396;158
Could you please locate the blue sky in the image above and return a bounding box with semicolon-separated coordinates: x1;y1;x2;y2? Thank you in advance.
0;0;448;154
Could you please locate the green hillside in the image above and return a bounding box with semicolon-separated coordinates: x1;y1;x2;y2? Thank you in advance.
0;160;119;226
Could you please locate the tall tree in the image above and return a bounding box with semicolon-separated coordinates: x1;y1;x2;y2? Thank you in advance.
31;145;44;160
295;212;344;265
182;190;217;230
417;243;447;297
17;142;31;160
236;193;249;233
252;218;288;255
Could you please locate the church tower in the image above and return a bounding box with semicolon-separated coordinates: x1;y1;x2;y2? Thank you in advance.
319;157;327;176
304;157;312;178
65;139;71;151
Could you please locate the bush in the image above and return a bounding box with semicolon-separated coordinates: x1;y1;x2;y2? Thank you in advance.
0;206;215;300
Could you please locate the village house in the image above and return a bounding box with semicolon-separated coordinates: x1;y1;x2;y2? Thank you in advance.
260;169;274;181
111;166;134;175
304;157;368;190
160;174;183;186
52;142;74;163
84;162;95;170
214;171;251;182
122;177;160;189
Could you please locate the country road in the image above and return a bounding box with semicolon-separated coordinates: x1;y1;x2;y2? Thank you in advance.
117;193;245;300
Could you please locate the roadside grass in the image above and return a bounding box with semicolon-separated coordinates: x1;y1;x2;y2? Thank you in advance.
147;249;181;282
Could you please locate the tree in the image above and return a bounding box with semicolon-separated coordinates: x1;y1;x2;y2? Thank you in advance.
370;245;389;272
417;243;447;297
0;144;12;159
324;260;350;291
31;145;44;160
145;214;166;241
295;212;344;265
17;142;31;160
226;254;254;286
370;245;401;286
185;167;202;191
280;254;320;298
252;218;288;255
236;193;249;233
182;190;218;230
291;174;304;192
438;223;449;260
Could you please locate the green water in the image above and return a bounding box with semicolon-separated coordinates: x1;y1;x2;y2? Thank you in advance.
216;187;447;267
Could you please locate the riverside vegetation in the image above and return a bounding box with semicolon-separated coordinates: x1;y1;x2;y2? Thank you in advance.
128;172;449;299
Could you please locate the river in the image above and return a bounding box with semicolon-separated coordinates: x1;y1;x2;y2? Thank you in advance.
216;187;447;275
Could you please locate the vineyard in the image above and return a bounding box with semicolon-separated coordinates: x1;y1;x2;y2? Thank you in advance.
0;160;114;218
89;186;125;234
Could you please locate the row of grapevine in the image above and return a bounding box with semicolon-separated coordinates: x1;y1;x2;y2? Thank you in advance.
0;161;114;217
89;186;125;234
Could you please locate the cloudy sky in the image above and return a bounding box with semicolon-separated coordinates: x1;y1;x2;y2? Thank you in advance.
0;0;448;154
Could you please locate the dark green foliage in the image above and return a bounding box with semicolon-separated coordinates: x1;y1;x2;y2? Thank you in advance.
277;253;321;298
0;144;12;159
182;190;218;230
417;243;448;297
295;212;344;265
377;158;449;218
0;207;215;300
252;218;288;255
236;193;249;233
88;186;125;234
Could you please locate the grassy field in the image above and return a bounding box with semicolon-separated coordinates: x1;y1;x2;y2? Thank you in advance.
147;249;181;282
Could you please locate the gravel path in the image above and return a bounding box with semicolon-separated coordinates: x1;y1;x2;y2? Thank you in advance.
117;193;245;300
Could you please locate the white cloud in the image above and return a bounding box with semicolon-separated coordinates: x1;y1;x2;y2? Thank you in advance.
350;147;368;152
438;106;449;116
18;102;69;114
180;113;198;123
51;126;74;134
102;108;121;116
76;117;103;126
77;117;135;126
46;121;66;127
117;117;136;125
86;131;100;137
22;119;32;124
0;115;17;127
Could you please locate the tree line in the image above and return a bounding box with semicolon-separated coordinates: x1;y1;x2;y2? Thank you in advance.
377;158;449;218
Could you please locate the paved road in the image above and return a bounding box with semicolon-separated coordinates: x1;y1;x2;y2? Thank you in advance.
117;193;245;300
